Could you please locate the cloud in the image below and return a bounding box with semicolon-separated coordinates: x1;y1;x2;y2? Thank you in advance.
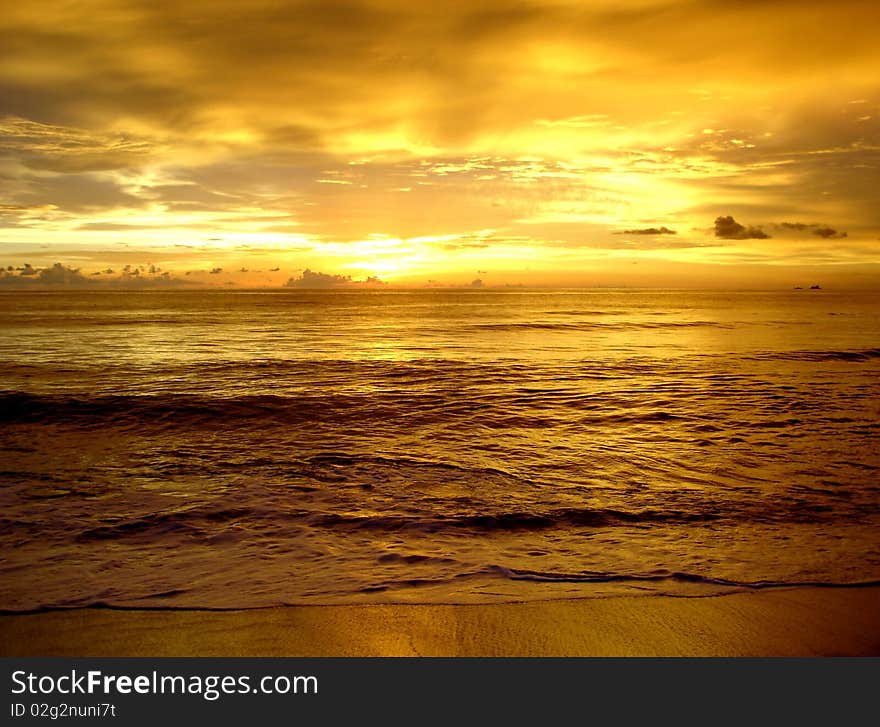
0;117;154;173
813;226;847;239
3;1;876;157
620;226;676;235
0;262;189;288
285;268;385;288
714;216;770;240
37;262;93;286
76;222;153;231
7;174;146;217
0;262;94;287
778;222;848;238
0;2;878;284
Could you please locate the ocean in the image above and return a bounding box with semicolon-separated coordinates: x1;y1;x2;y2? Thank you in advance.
1;288;879;611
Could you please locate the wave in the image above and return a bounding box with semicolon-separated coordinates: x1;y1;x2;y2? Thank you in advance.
0;390;690;429
305;506;721;533
58;484;865;545
486;566;880;591
69;504;725;544
471;320;732;331
0;391;414;427
751;348;880;362
76;507;253;541
5;572;880;614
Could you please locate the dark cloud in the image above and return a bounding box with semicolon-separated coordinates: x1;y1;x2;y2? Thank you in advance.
285;268;385;288
813;226;847;239
37;263;93;286
620;226;676;235
286;269;354;288
0;262;94;287
714;215;770;239
0;262;190;288
777;222;848;238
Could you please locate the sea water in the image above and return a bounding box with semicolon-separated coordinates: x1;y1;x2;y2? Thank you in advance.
1;288;879;610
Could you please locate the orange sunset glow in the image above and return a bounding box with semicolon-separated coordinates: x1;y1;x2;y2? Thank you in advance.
3;2;880;666
1;0;879;288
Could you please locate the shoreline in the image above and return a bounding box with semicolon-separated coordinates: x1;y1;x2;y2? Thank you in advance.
2;586;879;657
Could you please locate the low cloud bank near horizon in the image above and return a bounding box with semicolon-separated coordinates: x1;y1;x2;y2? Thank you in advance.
284;269;386;289
0;262;189;288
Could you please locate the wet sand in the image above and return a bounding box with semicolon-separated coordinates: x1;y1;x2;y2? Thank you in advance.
2;587;879;657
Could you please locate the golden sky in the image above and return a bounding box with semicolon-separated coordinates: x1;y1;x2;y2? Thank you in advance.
1;0;879;287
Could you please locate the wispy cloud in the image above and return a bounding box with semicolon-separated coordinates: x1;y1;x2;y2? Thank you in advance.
619;227;676;235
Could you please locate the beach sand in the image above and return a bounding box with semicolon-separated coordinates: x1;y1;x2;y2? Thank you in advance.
2;587;879;657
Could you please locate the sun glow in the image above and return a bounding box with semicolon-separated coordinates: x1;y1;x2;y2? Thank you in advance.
1;1;878;289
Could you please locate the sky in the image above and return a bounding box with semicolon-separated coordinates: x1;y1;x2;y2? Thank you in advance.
1;0;879;288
